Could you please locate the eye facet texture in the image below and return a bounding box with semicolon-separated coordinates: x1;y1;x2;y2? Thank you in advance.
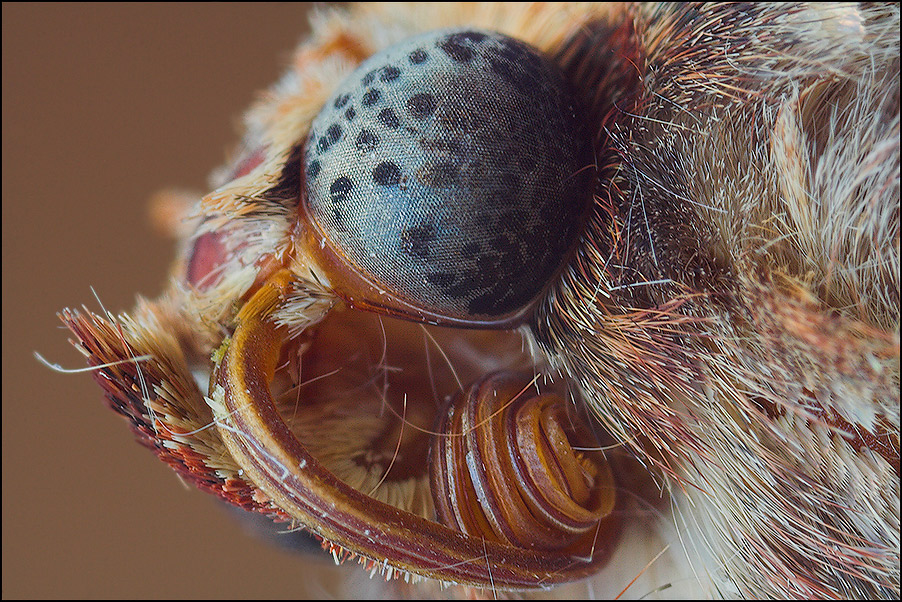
304;28;593;323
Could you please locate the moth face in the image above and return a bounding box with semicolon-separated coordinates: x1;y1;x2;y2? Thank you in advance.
167;23;621;589
61;3;899;599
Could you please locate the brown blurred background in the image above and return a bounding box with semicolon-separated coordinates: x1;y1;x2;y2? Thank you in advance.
3;3;371;598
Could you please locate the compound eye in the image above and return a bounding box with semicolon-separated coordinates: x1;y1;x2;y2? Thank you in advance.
303;28;594;327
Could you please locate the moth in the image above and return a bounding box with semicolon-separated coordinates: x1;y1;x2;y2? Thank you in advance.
59;3;899;598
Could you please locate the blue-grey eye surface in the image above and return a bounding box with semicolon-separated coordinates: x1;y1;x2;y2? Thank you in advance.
305;28;593;320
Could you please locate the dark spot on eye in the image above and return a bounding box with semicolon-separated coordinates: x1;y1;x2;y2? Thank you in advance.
491;233;521;264
400;223;436;258
409;48;428;64
362;88;381;106
417;162;458;188
426;272;455;287
361;70;377;86
489;58;513;81
356;129;378;152
378;108;400;129
461;242;481;256
439;36;474;62
442;271;483;299
500;171;521;191
344;106;356;121
330;176;353;200
407;93;436;119
307;160;320;180
439;31;488;63
438;107;472;132
373;161;401;186
334;94;350;109
317;125;342;153
458;31;487;43
419;137;463;155
496;38;530;62
380;66;400;82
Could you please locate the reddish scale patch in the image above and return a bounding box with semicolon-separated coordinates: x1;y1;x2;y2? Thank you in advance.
798;390;899;473
819;407;899;473
185;147;268;291
187;229;270;294
751;391;898;473
229;146;267;180
186;230;229;291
